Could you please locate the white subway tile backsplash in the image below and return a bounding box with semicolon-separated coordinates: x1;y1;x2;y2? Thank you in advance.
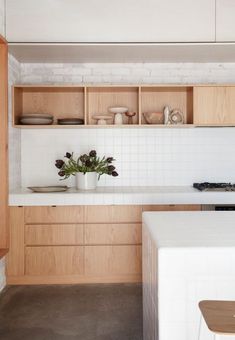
20;127;235;187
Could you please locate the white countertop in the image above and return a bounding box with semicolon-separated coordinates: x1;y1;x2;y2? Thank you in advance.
143;211;235;247
9;186;235;206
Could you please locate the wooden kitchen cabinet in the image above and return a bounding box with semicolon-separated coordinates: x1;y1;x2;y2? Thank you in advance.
85;246;141;277
216;0;235;42
6;0;215;43
85;224;142;245
25;246;84;276
84;205;142;223
193;86;235;125
25;205;84;223
25;224;84;246
7;204;201;284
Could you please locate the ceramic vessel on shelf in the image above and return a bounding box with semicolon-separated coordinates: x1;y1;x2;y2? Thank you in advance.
108;107;128;125
169;109;184;125
163;106;171;125
92;114;113;125
143;112;164;124
76;172;97;190
125;111;136;125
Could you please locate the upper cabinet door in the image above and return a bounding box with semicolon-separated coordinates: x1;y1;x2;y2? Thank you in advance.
216;0;235;41
194;86;235;125
6;0;215;43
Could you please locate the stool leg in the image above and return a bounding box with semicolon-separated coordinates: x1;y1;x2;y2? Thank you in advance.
198;314;202;340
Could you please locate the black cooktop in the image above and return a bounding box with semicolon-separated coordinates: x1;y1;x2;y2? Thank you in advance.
193;182;235;192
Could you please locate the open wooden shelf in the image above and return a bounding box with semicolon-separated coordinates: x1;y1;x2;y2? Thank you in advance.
140;86;193;124
13;85;85;125
12;84;235;128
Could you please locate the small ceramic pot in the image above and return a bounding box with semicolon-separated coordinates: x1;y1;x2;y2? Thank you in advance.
76;172;97;190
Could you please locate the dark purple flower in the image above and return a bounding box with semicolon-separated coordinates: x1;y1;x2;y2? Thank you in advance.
112;171;118;177
108;165;115;172
106;157;114;163
89;150;97;157
85;159;92;167
80;154;89;163
65;152;72;159
55;159;64;169
58;170;65;177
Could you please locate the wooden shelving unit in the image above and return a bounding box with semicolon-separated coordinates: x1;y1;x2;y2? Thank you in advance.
12;84;235;128
12;84;196;128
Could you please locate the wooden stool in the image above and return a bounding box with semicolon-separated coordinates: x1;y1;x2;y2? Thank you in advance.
198;300;235;340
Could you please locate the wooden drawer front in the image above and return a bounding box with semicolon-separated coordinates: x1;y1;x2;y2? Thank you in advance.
85;224;141;245
25;246;84;276
25;206;84;224
142;204;201;212
25;224;84;246
85;206;142;223
85;245;141;276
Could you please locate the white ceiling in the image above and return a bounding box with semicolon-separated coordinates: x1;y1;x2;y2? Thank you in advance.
8;43;235;63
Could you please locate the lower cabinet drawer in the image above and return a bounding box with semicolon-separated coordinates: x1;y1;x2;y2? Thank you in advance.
85;245;142;276
25;246;84;276
84;206;142;223
25;206;84;224
25;224;84;246
85;223;141;245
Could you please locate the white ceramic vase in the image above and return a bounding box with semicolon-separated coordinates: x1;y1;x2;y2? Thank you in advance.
76;172;97;190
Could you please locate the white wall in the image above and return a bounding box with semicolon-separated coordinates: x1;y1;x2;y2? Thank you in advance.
0;0;5;37
18;62;235;188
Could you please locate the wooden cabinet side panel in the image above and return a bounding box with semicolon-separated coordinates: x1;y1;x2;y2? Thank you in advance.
25;246;84;276
85;245;142;276
25;224;84;245
7;207;25;276
85;223;142;245
25;206;84;223
0;41;8;248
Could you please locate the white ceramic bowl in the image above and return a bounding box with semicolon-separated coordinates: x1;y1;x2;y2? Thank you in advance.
143;112;164;124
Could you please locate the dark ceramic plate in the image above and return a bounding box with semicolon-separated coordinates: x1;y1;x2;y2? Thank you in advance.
58;118;84;125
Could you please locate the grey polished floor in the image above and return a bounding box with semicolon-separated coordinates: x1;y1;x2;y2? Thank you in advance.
0;284;143;340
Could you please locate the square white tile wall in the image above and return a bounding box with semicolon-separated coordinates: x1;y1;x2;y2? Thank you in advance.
21;127;235;187
18;62;235;188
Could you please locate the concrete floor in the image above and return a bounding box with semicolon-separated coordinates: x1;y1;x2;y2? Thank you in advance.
0;283;143;340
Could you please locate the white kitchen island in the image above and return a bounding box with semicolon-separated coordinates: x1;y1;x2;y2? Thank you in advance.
143;211;235;340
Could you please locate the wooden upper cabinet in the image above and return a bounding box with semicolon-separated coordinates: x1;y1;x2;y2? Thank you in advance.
6;0;215;43
216;0;235;42
193;86;235;125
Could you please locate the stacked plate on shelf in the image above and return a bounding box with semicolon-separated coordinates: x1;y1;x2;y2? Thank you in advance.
57;118;84;125
20;113;54;125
